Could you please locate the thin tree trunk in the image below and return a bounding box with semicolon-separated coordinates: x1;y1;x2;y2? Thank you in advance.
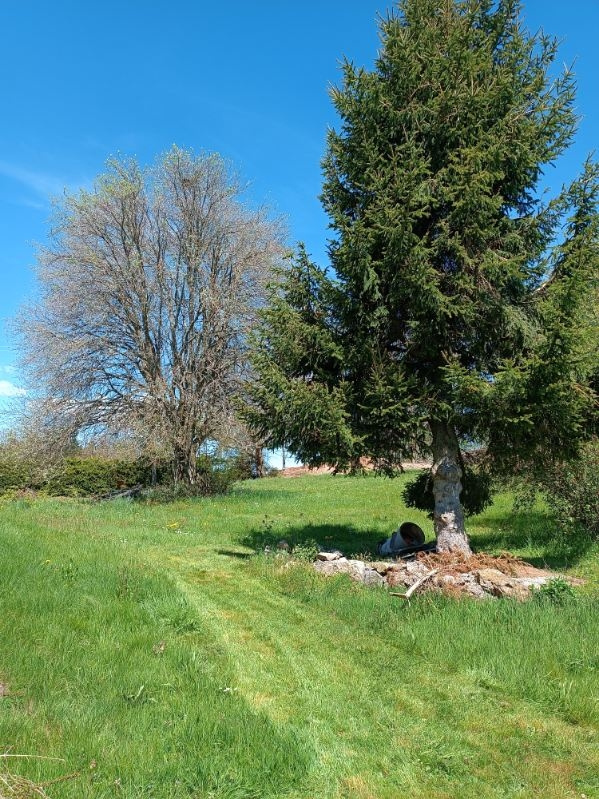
254;447;265;478
430;420;471;555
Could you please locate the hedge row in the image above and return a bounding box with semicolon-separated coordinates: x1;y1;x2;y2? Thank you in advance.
0;453;256;498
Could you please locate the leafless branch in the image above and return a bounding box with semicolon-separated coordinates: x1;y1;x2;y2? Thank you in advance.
15;147;284;483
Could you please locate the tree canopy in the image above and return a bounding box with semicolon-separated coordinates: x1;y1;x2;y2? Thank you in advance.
246;0;599;553
17;147;282;485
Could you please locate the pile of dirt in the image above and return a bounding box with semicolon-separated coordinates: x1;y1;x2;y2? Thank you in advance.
416;550;549;578
312;549;581;600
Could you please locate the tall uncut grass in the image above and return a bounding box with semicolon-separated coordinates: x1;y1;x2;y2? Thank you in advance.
0;475;598;798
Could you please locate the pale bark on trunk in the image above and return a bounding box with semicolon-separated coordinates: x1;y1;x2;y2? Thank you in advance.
430;420;471;555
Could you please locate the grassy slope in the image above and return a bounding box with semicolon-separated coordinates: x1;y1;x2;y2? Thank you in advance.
0;474;598;798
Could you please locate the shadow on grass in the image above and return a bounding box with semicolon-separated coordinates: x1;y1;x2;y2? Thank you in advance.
470;509;595;569
239;507;595;570
240;523;391;560
215;549;253;560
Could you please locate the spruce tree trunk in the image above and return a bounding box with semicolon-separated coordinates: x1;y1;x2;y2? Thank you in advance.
430;421;471;555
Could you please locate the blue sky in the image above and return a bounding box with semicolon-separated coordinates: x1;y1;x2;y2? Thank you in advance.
1;0;598;403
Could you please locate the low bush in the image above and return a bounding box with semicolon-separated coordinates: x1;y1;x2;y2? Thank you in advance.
545;438;599;539
132;455;255;501
0;450;48;493
192;454;237;496
0;448;265;499
533;577;577;604
44;457;153;497
0;456;35;493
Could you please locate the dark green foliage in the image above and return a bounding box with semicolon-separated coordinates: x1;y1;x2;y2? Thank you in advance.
0;452;252;499
245;246;423;470
225;450;276;481
141;453;259;501
194;453;252;495
0;456;39;493
533;577;577;604
486;166;599;477
403;467;493;518
290;539;321;562
247;0;599;514
44;457;153;497
543;439;599;539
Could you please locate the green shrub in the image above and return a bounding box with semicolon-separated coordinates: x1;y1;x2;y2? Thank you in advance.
291;539;321;562
44;457;152;497
0;447;259;500
545;439;599;539
140;454;247;501
216;450;278;481
403;466;493;518
195;454;236;495
227;451;261;481
533;577;577;604
0;457;33;492
0;454;46;493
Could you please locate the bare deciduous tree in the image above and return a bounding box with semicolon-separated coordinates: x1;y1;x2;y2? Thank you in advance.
16;147;283;484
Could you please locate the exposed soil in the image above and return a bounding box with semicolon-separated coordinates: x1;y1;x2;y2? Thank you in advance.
313;548;583;599
418;550;585;583
416;550;550;579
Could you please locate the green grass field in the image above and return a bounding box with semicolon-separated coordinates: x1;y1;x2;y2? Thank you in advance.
1;474;598;798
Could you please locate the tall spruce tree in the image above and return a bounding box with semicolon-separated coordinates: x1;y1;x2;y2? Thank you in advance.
247;0;599;554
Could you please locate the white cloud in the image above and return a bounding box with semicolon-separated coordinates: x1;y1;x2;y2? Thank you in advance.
0;366;16;375
0;161;91;211
0;160;68;199
0;380;26;397
12;196;46;211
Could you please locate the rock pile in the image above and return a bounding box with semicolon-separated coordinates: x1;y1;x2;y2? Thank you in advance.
312;549;578;600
